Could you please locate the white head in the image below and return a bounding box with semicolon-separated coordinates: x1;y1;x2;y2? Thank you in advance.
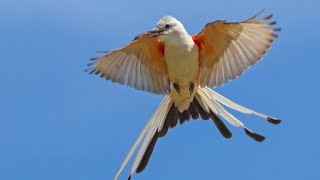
157;16;188;41
146;16;189;44
157;16;183;32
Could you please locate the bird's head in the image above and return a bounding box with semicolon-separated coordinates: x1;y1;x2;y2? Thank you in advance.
148;16;188;44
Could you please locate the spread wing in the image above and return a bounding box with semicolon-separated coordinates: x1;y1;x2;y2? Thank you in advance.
87;32;170;94
193;13;280;88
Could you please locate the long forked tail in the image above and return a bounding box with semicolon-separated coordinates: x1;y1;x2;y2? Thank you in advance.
114;87;281;180
196;87;281;141
114;96;173;180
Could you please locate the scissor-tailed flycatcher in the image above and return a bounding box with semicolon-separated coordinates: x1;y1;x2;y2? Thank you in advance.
87;11;281;180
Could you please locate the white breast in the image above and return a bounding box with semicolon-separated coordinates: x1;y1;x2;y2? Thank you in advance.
164;39;199;86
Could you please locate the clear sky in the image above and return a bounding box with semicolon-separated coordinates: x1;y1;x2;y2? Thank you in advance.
1;0;319;180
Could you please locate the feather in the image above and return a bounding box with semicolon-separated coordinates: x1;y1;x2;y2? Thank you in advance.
129;96;172;177
114;96;172;180
205;87;281;124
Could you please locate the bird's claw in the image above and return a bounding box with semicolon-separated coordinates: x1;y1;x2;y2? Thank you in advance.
173;83;181;95
189;82;194;96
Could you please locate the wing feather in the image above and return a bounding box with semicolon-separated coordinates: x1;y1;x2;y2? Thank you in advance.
87;33;170;94
194;13;280;88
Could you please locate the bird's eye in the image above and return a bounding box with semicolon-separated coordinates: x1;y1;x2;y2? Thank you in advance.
165;24;172;29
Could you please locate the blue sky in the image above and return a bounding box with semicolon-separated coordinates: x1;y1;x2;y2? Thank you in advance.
1;0;319;179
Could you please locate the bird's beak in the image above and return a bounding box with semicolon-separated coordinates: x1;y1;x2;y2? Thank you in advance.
148;28;165;37
134;28;165;40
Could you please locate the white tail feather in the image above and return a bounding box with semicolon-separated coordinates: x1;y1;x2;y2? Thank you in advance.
194;93;210;113
196;90;218;114
114;115;152;180
114;96;172;180
130;97;172;176
204;87;272;120
197;88;244;127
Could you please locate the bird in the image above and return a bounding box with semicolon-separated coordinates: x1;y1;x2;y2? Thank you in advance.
86;10;281;180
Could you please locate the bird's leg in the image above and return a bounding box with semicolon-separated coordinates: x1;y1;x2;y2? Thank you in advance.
173;83;181;95
189;82;194;96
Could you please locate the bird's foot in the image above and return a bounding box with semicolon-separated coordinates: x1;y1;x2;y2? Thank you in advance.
173;83;181;95
189;82;194;96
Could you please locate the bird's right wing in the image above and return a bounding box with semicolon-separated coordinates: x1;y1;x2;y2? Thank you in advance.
87;32;170;94
193;12;280;88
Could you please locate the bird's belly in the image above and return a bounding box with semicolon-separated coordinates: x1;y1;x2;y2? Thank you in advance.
165;49;199;86
165;46;199;112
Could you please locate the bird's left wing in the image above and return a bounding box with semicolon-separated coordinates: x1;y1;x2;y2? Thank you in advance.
193;12;280;88
87;32;170;94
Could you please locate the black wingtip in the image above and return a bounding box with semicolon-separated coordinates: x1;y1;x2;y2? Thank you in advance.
269;21;277;25
248;9;266;20
128;175;131;180
244;128;265;142
266;117;281;125
86;57;99;74
84;67;95;74
86;61;95;67
264;14;273;20
274;27;282;32
271;33;279;38
96;50;109;53
85;68;98;75
89;56;99;61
